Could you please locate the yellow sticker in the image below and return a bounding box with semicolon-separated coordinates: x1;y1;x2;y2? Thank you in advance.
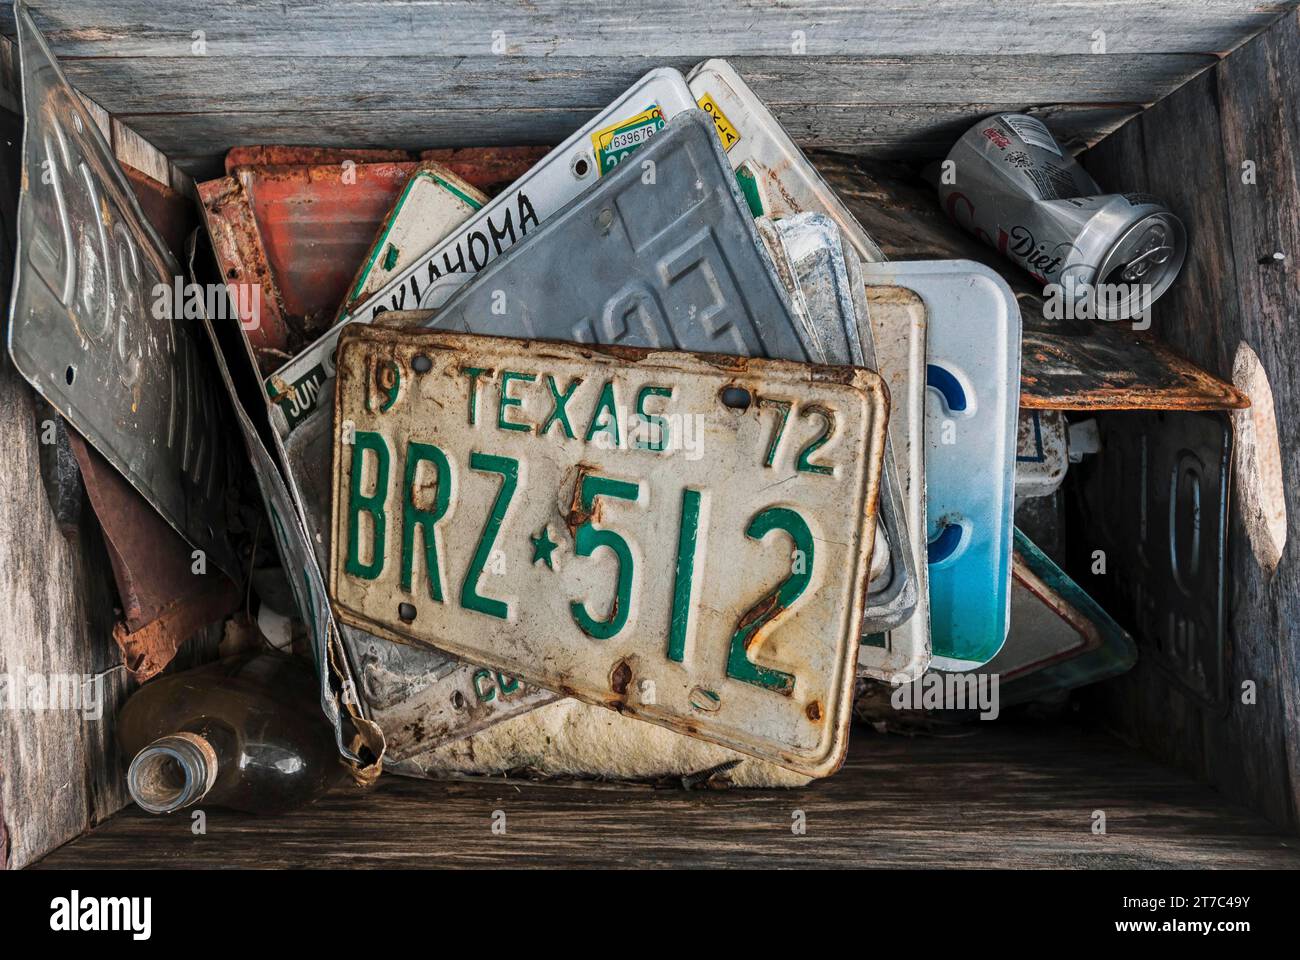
590;105;667;175
696;93;742;152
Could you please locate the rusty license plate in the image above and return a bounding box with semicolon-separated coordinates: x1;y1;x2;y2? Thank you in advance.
329;327;889;776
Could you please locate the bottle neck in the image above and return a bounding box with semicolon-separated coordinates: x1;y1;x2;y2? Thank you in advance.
127;732;219;814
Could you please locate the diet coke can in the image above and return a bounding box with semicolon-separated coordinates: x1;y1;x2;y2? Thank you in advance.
937;113;1185;321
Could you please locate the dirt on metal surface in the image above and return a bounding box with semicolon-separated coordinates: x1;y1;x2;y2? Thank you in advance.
224;146;412;174
329;326;889;778
197;174;291;371
419;145;551;195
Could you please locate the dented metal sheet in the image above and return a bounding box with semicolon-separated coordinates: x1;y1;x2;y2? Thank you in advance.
420;111;809;358
1068;410;1230;707
340;161;486;317
862;260;1021;670
687;59;885;263
1015;409;1069;501
330;328;889;777
267;67;698;436
9;8;238;579
199;159;453;375
756;213;920;639
991;528;1136;707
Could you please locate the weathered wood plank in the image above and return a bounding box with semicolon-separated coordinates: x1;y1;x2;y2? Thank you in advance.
110;116;171;185
0;349;130;870
1080;10;1300;830
0;1;1292;57
1216;8;1300;827
31;725;1300;869
52;53;1213;115
131;102;1139;180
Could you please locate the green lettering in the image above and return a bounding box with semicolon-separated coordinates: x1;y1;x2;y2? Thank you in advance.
570;474;640;639
497;370;535;432
462;366;490;425
460;452;518;620
584;380;621;448
539;374;582;439
727;507;812;695
346;430;390;581
666;488;702;662
634;384;673;452
401;441;452;601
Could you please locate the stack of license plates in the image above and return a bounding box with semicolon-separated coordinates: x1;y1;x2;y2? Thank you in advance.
254;61;1033;779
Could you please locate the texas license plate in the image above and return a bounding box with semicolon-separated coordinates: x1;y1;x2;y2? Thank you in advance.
329;328;889;776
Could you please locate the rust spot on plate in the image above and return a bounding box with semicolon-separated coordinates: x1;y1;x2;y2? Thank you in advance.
609;658;633;696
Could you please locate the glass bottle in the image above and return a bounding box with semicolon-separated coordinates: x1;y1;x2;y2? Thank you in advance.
118;652;340;814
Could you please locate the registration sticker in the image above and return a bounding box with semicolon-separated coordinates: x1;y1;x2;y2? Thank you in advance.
591;105;666;174
696;92;742;151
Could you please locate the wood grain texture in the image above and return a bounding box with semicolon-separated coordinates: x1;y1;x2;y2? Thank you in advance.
0;1;1291;57
145;102;1143;180
2;1;1293;172
0;350;131;871
1080;10;1300;830
53;54;1212;115
31;724;1300;869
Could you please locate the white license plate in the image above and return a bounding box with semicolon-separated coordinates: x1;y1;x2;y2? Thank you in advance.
687;59;885;263
329;328;889;776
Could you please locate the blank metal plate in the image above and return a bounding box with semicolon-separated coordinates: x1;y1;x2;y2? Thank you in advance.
9;8;236;576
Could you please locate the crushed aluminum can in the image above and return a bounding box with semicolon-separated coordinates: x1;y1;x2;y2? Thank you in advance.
938;113;1186;321
754;212;921;639
265;67;698;438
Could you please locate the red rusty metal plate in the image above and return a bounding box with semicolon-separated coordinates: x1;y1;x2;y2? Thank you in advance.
224;145;412;174
197;173;290;372
122;163;193;261
66;430;240;681
419;145;551;195
235;161;420;340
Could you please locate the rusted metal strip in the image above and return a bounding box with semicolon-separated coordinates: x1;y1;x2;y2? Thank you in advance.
197;174;290;372
419;145;550;195
224;145;411;174
122;161;193;261
813;151;1248;411
66;429;240;680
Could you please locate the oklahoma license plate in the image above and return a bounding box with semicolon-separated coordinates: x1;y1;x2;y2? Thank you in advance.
329;328;889;776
